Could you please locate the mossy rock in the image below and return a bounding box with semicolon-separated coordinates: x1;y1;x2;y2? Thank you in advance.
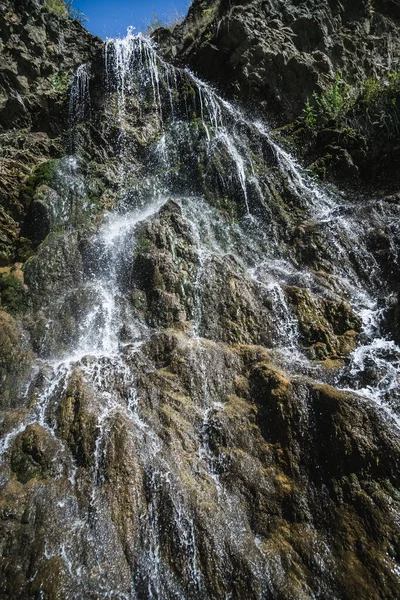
57;374;98;468
30;555;69;600
0;273;30;315
10;424;58;484
310;383;400;482
308;154;333;180
15;236;34;262
20;160;58;210
285;286;361;359
0;209;20;266
249;361;300;448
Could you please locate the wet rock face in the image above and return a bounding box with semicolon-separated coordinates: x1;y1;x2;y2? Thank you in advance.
10;423;59;484
132;200;277;345
2;335;399;599
285;286;362;359
132;200;199;329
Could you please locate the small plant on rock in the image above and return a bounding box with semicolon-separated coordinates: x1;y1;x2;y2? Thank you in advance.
301;72;356;132
302;101;318;133
359;71;400;118
202;8;214;18
166;9;184;28
314;72;355;122
65;0;87;23
50;73;71;95
146;12;163;33
362;76;380;104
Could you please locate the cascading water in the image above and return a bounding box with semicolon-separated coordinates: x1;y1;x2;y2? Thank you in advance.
1;30;400;600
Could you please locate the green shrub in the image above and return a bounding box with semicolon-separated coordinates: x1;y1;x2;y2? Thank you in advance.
20;161;58;208
50;73;71;94
314;72;355;122
300;69;400;139
362;76;380;104
301;72;357;132
359;71;400;110
65;1;87;24
302;101;318;133
44;0;87;23
44;0;67;16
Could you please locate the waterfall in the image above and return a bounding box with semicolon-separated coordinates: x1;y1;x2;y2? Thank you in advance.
1;31;399;599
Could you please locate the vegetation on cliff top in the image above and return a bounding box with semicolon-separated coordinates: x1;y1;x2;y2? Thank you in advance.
44;0;87;24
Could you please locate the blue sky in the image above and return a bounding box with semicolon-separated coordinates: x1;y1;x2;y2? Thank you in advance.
73;0;191;39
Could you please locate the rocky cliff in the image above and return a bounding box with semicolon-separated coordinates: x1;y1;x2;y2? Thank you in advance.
157;0;400;185
0;2;400;600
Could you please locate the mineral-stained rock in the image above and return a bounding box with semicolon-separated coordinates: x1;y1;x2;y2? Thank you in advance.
57;373;98;469
132;199;199;329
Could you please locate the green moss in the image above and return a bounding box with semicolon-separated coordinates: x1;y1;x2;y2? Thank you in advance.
323;300;362;334
131;288;147;311
174;274;193;304
20;160;58;210
0;274;29;315
285;286;360;359
308;154;333;180
181;79;196;99
153;265;165;290
85;177;107;211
